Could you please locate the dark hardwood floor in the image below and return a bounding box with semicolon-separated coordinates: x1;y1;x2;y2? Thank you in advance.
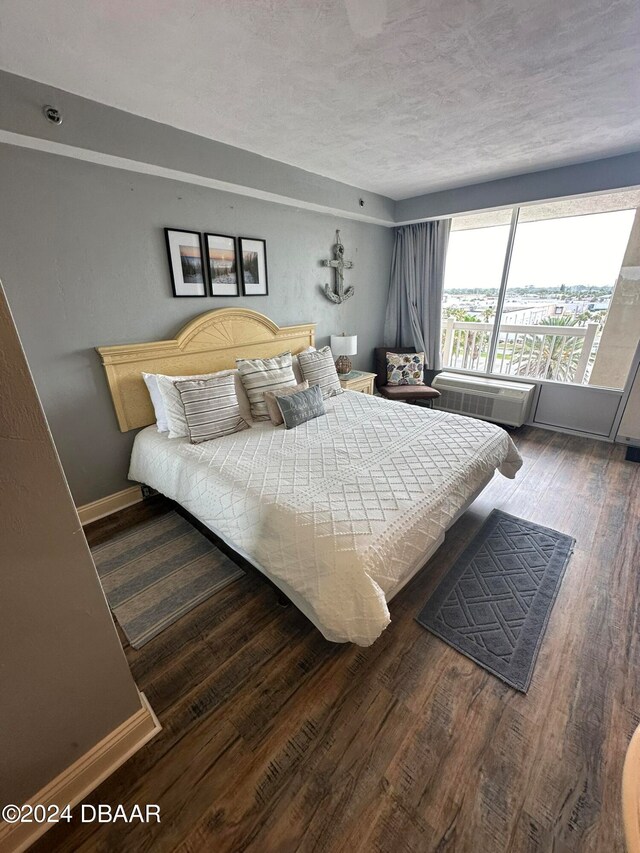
34;426;640;853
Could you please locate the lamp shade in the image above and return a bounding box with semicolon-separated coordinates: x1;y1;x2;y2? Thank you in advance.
330;334;357;357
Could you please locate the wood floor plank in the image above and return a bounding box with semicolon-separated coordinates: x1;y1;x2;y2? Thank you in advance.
31;426;640;853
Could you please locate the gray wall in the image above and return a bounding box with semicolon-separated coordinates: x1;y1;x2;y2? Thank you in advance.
0;70;395;224
396;150;640;222
0;144;394;505
0;281;143;806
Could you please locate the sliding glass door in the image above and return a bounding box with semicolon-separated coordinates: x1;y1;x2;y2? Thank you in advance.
441;209;512;373
442;191;640;391
441;190;640;436
494;198;636;388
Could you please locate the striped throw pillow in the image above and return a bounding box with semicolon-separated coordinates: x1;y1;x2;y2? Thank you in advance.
297;346;343;399
236;352;298;420
153;369;252;439
175;375;250;444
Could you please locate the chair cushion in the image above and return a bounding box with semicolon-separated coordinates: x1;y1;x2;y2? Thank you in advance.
378;384;440;401
386;351;426;385
374;346;417;389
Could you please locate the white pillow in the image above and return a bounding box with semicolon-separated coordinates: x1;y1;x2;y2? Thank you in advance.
147;370;252;438
142;372;169;433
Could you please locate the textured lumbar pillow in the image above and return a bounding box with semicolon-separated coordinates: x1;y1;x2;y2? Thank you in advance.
236;352;298;420
263;381;309;426
275;384;326;430
174;374;250;444
297;346;342;399
386;351;425;385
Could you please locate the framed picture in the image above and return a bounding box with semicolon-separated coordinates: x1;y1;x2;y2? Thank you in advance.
164;228;207;297
204;233;239;297
239;238;269;296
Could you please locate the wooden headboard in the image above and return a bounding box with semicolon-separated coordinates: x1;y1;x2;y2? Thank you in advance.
97;307;316;432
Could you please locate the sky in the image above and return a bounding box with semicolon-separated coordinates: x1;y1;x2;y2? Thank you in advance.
444;209;636;291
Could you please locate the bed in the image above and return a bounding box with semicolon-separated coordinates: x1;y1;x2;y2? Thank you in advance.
98;308;522;646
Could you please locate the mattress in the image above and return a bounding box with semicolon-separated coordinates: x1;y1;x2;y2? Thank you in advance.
129;391;523;645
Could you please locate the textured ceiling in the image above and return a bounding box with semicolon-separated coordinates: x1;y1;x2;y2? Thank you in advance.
1;0;639;200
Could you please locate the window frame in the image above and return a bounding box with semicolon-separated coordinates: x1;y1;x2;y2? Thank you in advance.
442;202;634;393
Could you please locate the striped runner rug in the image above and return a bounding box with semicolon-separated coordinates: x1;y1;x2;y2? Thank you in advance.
93;510;244;649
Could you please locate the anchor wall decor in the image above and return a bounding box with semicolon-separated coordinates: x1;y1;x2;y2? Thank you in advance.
322;230;354;304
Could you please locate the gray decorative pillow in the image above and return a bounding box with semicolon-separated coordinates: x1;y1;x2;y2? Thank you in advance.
263;381;309;426
297;346;342;399
175;374;250;444
276;384;325;430
236;351;298;420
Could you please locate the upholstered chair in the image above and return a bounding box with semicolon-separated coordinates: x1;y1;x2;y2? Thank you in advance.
374;346;441;406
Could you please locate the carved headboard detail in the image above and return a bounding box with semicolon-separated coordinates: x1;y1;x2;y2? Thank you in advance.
97;307;316;431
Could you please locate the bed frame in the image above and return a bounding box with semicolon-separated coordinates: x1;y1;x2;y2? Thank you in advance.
97;307;316;432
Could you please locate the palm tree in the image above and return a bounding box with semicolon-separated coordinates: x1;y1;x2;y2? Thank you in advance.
508;316;585;382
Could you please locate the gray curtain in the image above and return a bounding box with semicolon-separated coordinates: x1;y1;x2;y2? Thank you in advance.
384;219;451;370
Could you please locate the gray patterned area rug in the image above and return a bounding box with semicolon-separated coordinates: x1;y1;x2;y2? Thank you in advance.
416;510;575;692
93;511;244;649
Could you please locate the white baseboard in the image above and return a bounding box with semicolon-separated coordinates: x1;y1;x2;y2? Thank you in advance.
0;692;161;853
76;486;143;526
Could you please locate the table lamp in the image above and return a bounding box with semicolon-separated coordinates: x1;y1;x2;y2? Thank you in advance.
330;333;357;375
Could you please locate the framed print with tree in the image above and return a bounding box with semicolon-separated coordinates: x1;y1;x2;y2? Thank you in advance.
239;238;269;296
164;228;207;297
204;233;239;297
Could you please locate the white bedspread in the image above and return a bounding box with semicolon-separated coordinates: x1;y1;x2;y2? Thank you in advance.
129;392;522;645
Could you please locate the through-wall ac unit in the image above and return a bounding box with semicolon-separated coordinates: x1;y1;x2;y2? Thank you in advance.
432;373;535;427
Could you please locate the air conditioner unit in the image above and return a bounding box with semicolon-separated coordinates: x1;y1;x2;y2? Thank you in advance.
432;373;535;427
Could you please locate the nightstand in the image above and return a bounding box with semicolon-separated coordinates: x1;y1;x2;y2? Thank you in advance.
338;370;376;395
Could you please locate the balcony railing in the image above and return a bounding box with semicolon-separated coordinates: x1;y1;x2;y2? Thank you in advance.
442;319;600;383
